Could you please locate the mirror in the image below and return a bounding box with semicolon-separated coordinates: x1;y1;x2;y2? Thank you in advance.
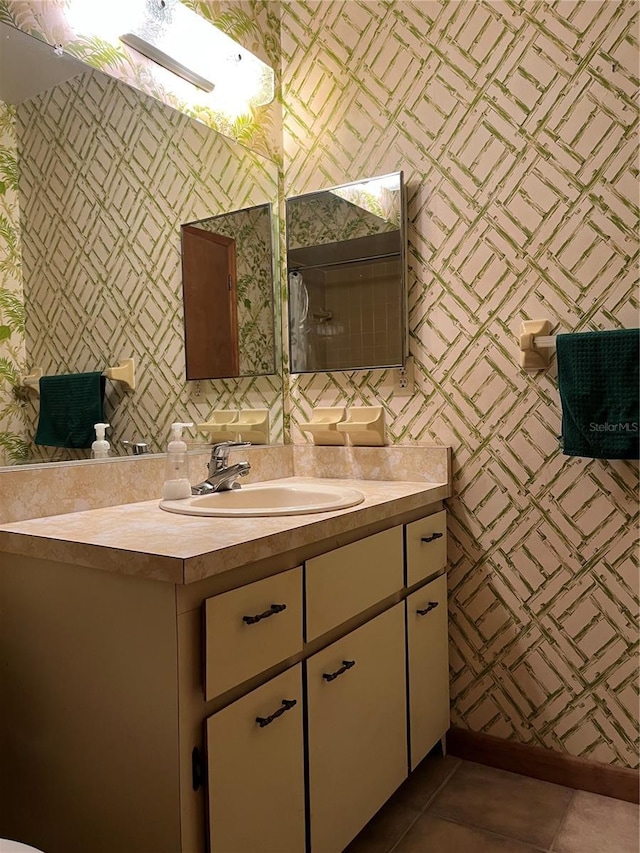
286;172;407;373
0;22;281;466
181;203;276;379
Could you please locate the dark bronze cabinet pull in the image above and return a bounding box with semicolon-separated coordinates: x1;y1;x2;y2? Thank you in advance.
417;601;439;616
323;660;356;682
256;698;297;728
421;532;443;543
243;603;287;625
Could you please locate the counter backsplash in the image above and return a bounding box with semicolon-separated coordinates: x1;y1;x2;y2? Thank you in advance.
0;444;451;524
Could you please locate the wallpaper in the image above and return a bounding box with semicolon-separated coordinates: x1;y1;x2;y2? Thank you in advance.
281;0;639;768
0;102;28;464
287;191;398;249
17;68;281;461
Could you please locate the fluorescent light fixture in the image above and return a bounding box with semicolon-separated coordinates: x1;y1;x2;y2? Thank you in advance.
120;32;214;93
65;0;275;115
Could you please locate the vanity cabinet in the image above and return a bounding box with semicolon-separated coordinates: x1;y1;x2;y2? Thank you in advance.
305;526;403;640
203;566;303;701
206;664;305;853
405;511;447;586
406;573;450;770
307;604;407;853
0;502;448;853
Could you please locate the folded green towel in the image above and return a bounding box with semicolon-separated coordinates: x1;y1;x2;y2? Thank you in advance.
35;372;106;449
556;329;639;460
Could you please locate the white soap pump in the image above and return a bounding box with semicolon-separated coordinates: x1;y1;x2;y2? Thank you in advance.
91;423;111;459
163;422;194;500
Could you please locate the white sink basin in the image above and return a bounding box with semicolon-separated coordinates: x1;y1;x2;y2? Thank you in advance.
159;482;365;517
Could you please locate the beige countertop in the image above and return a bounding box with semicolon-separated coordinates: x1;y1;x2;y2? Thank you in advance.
0;477;450;585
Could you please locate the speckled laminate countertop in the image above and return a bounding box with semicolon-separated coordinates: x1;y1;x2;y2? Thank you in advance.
0;477;450;584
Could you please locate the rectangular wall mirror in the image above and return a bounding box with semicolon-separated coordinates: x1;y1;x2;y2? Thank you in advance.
0;21;280;464
181;203;277;380
286;172;407;373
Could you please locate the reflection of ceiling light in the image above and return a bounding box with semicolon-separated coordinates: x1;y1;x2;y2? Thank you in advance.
66;0;274;114
120;32;214;93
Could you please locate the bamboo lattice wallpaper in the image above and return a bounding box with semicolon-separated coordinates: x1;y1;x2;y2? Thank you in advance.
281;0;639;768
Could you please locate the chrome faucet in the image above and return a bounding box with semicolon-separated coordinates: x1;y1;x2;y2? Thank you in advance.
122;440;149;455
191;441;251;495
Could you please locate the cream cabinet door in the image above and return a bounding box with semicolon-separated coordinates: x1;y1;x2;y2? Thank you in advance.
406;573;450;770
307;604;407;853
206;664;305;853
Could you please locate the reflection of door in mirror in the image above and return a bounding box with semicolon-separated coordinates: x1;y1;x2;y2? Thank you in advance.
182;226;239;380
182;204;277;380
286;172;407;374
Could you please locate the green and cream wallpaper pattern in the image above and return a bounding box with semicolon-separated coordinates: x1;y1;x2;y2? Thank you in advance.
16;67;281;461
0;101;28;463
281;0;639;768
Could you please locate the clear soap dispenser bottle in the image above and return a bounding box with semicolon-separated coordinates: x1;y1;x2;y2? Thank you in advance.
91;423;111;459
163;422;193;500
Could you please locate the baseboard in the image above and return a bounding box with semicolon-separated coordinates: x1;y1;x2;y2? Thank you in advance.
447;727;639;804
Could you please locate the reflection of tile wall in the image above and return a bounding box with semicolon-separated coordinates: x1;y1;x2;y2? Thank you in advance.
18;70;281;460
323;260;402;369
282;1;639;768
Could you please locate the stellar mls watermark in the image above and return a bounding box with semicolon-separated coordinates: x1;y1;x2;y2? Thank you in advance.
589;421;639;432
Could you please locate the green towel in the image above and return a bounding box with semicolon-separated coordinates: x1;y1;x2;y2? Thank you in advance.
556;329;639;460
35;372;106;449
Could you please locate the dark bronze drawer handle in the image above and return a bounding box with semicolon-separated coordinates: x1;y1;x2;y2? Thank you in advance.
323;660;356;682
421;532;443;543
417;601;439;616
256;698;297;728
243;603;287;625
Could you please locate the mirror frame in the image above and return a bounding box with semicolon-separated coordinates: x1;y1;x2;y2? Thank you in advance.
285;171;408;374
180;202;279;380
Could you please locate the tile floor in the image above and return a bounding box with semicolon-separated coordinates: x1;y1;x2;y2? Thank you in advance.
346;752;639;853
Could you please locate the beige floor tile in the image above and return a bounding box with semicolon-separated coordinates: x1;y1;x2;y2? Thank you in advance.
428;761;574;849
394;813;547;853
553;790;639;853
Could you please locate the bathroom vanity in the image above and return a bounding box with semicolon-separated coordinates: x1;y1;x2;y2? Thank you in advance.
0;474;450;853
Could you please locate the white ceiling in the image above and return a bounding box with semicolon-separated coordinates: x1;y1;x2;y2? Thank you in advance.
0;21;88;105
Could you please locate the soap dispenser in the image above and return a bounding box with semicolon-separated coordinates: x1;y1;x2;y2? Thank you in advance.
91;423;111;459
163;422;194;500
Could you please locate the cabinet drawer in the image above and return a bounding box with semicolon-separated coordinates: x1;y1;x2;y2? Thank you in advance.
204;567;302;701
406;574;450;770
405;510;447;587
307;604;407;853
305;526;403;641
206;664;305;853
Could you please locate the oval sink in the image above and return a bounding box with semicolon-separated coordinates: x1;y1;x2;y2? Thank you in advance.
159;482;365;517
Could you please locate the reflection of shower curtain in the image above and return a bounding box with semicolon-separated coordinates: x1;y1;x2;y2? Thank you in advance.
289;270;309;372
